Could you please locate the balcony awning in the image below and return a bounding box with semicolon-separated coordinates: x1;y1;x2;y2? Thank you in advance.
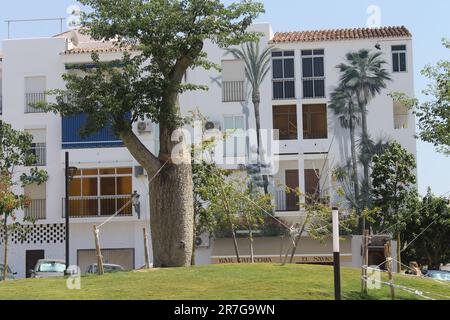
211;236;353;264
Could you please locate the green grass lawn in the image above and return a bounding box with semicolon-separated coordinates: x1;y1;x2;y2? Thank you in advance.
0;264;449;300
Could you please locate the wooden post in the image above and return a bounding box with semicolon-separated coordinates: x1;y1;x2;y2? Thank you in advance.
93;225;104;275
384;242;395;300
361;230;369;294
143;227;150;269
2;216;8;282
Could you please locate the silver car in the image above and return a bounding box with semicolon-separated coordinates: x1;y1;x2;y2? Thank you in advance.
30;259;66;278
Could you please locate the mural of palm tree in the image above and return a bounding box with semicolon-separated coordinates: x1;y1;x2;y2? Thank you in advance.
329;84;362;210
337;49;391;217
226;41;273;193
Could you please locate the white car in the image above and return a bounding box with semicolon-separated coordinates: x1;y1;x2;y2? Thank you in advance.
30;259;66;278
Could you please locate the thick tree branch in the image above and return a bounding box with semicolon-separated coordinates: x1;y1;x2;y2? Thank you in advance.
119;128;161;175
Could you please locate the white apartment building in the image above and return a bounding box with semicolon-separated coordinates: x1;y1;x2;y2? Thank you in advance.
0;23;415;278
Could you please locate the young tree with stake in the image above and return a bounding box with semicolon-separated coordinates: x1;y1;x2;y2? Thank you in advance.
0;122;48;281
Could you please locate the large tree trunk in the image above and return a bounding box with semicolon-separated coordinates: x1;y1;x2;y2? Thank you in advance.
151;112;194;267
349;114;360;210
360;105;370;230
120;112;194;268
2;215;8;281
252;93;269;195
149;161;194;267
349;114;363;233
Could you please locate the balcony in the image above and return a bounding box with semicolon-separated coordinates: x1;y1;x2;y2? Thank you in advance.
25;92;46;113
31;143;46;166
62;113;124;149
275;190;299;212
63;195;133;218
302;77;326;99
222;81;245;102
24;199;46;220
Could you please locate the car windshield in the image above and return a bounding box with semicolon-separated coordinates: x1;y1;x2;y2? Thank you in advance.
38;262;66;273
91;265;122;272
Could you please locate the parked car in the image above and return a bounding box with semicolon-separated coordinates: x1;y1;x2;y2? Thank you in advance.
0;264;17;281
30;259;66;278
424;270;450;281
86;263;125;274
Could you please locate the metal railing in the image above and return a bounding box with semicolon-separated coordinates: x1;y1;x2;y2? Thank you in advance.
31;143;46;166
222;81;245;102
0;95;2;115
24;199;46;220
275;190;299;212
25;92;46;113
63;195;133;218
302;77;326;99
272;79;296;100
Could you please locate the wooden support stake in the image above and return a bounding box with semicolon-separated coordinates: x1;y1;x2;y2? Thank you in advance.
93;225;104;275
143;227;150;269
384;242;395;300
361;230;369;294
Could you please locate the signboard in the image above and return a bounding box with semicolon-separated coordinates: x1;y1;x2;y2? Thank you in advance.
211;255;352;264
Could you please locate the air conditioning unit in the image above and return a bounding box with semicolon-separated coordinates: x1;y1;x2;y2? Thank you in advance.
137;121;152;134
134;166;147;177
195;234;211;248
204;121;221;131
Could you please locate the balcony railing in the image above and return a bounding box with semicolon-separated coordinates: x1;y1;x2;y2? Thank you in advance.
31;143;46;166
24;199;46;220
25;92;46;113
222;81;245;102
302;77;326;99
63;195;133;218
394;116;409;129
275;190;299;212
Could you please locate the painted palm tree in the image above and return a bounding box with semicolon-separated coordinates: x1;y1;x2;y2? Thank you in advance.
337;49;391;211
329;84;361;209
226;41;273;193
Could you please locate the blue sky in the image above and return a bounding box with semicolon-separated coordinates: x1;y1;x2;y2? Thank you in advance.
0;0;449;196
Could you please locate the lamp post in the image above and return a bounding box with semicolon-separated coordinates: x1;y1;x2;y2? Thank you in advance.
132;190;141;219
64;152;78;274
332;207;341;300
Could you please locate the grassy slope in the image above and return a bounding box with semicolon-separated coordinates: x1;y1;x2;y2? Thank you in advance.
0;264;449;300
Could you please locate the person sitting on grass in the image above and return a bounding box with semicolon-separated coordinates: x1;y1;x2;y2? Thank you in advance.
406;261;423;276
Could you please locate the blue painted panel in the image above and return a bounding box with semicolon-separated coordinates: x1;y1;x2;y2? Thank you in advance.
62;114;124;149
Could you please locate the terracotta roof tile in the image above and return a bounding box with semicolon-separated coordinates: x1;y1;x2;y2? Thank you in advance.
270;26;411;44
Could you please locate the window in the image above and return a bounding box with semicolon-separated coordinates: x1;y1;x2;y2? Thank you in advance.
68;168;133;217
222;60;245;102
25;76;46;113
273;105;298;140
303;104;328;139
25;129;46;166
392;45;407;72
224;115;246;157
272;51;295;100
302;50;325;98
